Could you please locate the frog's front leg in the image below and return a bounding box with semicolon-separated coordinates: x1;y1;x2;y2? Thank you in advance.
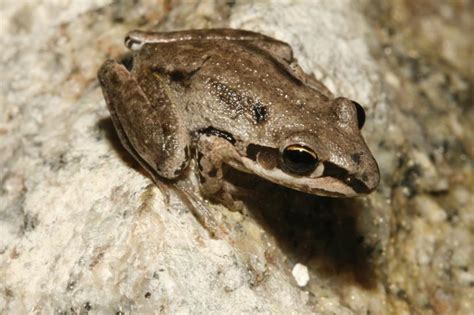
195;134;247;211
98;60;189;180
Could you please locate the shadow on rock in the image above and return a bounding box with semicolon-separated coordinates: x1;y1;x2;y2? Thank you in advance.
96;117;147;177
223;166;380;289
97;116;380;288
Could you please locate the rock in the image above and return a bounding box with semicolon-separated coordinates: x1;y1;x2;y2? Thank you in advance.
292;263;310;287
1;0;472;314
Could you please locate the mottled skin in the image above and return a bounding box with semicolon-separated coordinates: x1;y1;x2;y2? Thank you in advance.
98;29;379;208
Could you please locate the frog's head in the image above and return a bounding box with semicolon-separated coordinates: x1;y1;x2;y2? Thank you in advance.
240;97;380;197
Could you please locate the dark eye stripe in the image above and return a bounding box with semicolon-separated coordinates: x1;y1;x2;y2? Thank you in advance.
322;162;370;193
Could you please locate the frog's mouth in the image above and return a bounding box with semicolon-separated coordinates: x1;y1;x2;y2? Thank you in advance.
239;145;372;197
240;157;357;197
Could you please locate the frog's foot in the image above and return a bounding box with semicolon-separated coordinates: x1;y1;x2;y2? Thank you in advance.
209;181;246;212
195;134;248;212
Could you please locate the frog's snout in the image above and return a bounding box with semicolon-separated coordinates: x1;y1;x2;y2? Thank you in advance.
350;156;380;194
362;161;380;193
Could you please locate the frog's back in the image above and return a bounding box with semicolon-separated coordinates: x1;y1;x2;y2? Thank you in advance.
136;39;329;145
184;41;329;142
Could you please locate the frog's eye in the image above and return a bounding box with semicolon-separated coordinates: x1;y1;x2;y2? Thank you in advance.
352;101;366;129
281;145;319;175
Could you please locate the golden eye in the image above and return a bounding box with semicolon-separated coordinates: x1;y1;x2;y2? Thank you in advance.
281;145;319;175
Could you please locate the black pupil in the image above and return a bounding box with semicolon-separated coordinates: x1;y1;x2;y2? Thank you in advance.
282;147;318;175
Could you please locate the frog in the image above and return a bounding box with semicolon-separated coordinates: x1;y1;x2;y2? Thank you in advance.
98;28;380;210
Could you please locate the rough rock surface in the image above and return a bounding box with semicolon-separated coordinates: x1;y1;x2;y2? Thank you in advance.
1;0;472;314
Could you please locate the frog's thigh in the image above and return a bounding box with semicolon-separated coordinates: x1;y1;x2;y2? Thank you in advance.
99;60;165;173
289;61;333;98
127;29;281;45
247;39;294;63
134;70;190;178
126;29;293;62
99;61;188;179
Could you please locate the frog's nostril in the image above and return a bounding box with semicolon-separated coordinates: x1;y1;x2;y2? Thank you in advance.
120;53;134;72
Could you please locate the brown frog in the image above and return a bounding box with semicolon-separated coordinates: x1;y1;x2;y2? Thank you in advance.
98;29;380;209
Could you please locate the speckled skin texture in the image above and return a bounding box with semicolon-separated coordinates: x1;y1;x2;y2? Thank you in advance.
1;0;472;314
98;29;379;199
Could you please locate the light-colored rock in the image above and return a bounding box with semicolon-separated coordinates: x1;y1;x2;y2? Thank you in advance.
1;0;472;314
413;195;447;223
292;263;310;287
0;0;382;313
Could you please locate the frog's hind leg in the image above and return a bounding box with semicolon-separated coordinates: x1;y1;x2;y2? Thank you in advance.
125;28;294;63
288;61;334;98
98;60;190;182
